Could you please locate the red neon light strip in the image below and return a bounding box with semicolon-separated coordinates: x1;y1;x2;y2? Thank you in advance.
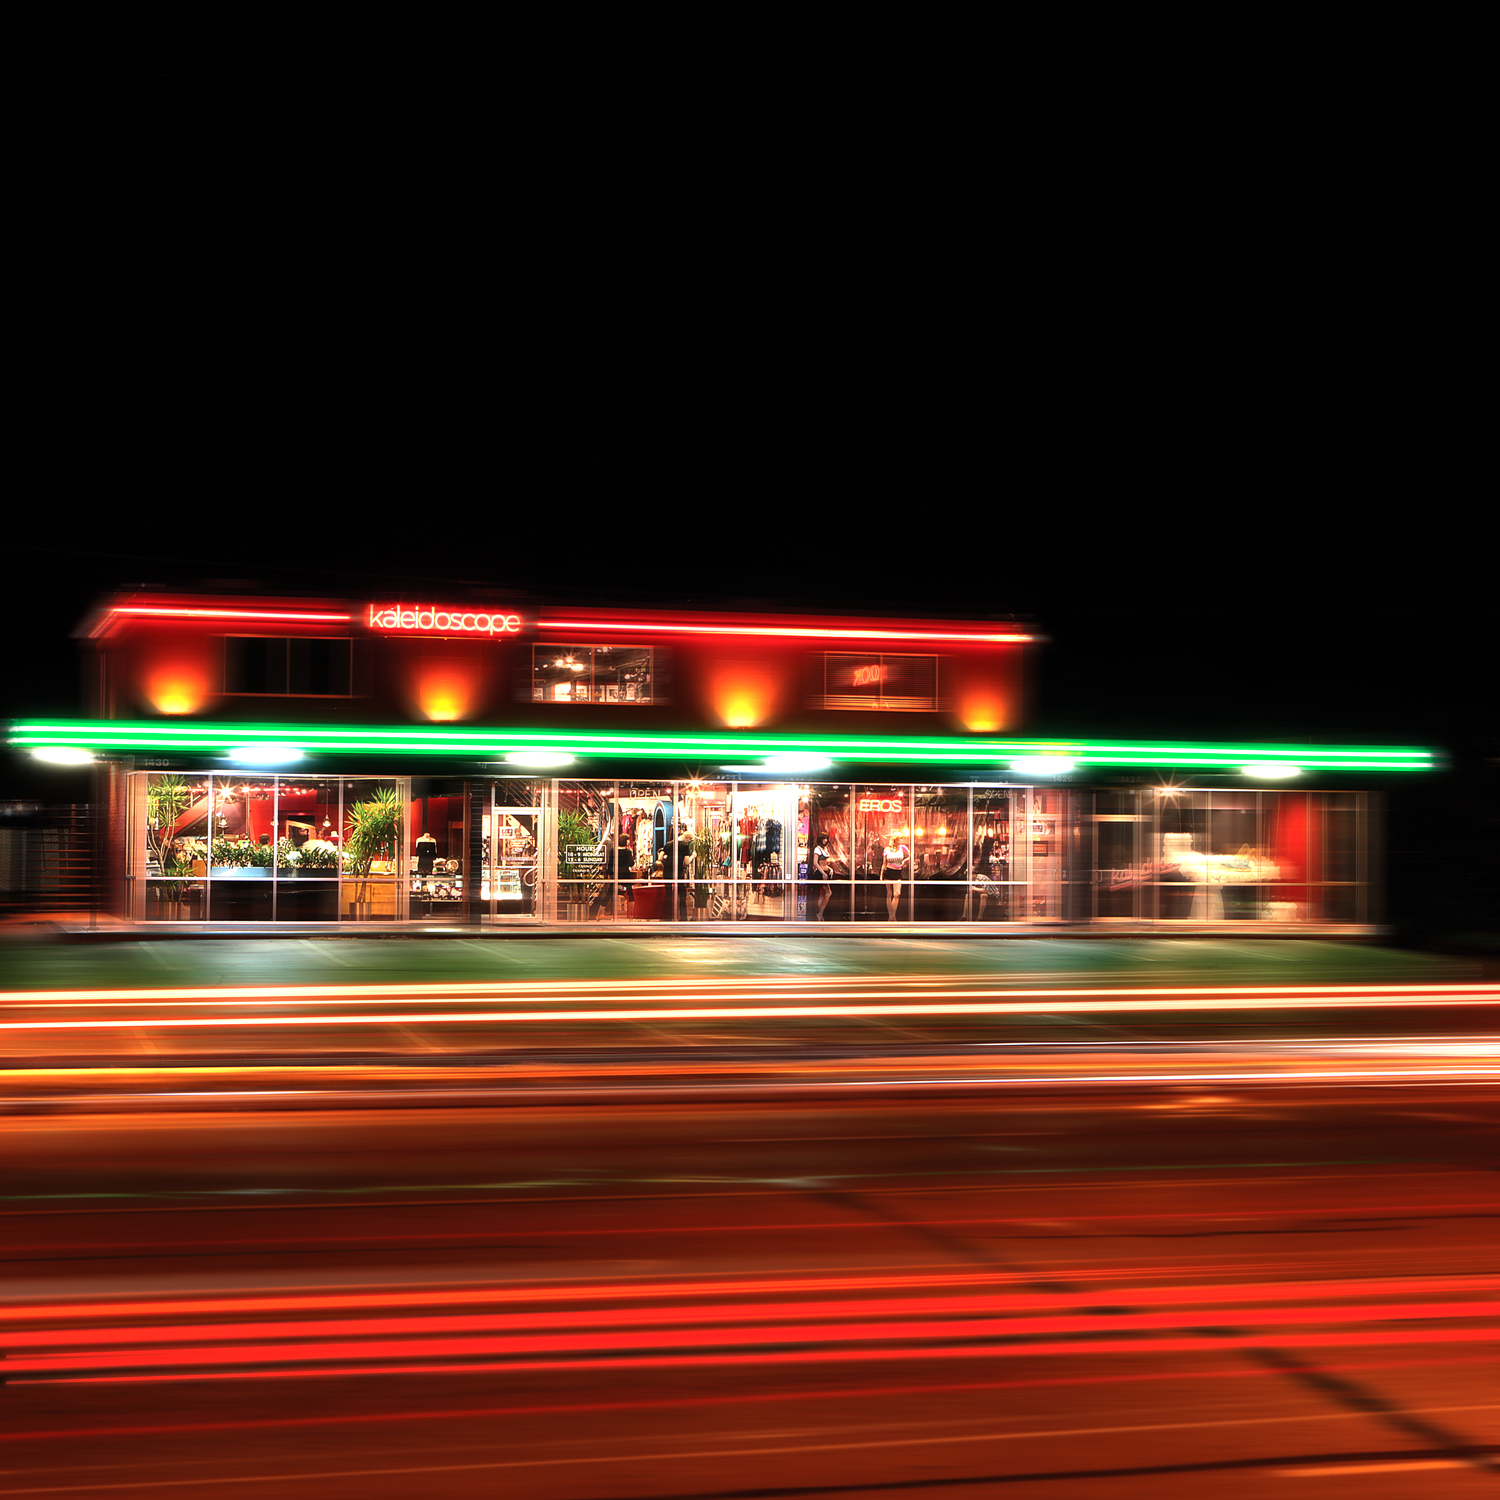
34;1336;1500;1386
10;1273;1495;1326
10;1296;1500;1352
110;607;351;624
539;619;1033;643
11;1315;1500;1375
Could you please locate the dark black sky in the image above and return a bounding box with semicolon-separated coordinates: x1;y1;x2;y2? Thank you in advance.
4;166;1489;799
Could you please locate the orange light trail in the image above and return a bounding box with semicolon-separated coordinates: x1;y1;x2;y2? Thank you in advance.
5;978;1493;1006
10;1272;1498;1325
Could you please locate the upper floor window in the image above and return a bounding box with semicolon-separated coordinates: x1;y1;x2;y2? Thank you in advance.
224;637;353;696
822;653;938;710
533;645;654;704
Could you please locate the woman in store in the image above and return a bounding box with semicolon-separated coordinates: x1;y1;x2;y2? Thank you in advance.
810;831;833;921
879;830;910;920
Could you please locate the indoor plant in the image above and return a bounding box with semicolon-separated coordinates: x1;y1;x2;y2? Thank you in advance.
343;786;402;916
291;838;340;873
555;808;601;915
692;826;715;911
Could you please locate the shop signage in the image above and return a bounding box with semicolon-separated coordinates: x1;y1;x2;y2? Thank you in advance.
858;796;903;813
367;604;523;637
851;664;887;686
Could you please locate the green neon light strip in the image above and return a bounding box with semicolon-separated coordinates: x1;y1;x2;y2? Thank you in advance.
8;719;1438;772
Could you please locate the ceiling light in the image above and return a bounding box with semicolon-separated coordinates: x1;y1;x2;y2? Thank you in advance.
762;754;832;772
504;750;576;768
31;747;95;765
1241;763;1302;779
226;745;303;766
1010;757;1076;776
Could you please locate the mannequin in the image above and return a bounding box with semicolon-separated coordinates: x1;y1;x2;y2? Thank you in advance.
810;832;833;921
879;831;909;920
415;831;437;876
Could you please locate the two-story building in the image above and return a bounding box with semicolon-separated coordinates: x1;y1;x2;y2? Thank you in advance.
8;590;1436;930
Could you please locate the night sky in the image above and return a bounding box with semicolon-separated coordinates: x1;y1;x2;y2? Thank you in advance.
4;171;1489;810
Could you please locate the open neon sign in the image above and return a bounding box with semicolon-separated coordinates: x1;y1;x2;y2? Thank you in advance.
368;604;523;637
851;664;887;686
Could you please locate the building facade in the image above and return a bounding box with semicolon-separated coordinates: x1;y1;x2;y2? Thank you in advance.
7;592;1436;931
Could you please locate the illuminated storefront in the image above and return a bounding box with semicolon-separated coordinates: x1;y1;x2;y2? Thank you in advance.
8;593;1437;931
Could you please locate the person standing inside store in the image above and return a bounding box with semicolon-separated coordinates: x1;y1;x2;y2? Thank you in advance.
810;832;833;921
880;830;910;920
591;835;636;920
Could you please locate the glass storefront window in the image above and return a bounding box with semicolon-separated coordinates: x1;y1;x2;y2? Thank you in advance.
203;774;274;920
970;787;1013;921
617;781;677;921
806;785;850;922
342;778;402;922
554;780;614;922
725;784;793;922
852;785;911;921
910;786;969;921
140;772;209;922
1092;791;1141;921
680;780;728;922
125;774;1371;931
410;778;469;919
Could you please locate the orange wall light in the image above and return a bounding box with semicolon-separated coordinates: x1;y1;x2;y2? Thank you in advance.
418;661;479;722
709;664;782;728
959;691;1010;733
145;664;212;716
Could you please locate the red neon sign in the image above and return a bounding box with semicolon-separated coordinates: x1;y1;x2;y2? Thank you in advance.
368;604;523;637
858;797;903;813
851;664;887;686
111;606;351;624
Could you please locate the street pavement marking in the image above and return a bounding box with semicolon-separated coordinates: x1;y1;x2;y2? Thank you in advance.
297;940;359;967
4;1405;1500;1493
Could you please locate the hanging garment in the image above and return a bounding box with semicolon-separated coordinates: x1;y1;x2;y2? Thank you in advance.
764;817;782;855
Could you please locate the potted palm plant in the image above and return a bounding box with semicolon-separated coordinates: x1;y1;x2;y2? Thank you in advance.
343;786;402;918
555;809;599;919
692;827;715;915
146;774;195;917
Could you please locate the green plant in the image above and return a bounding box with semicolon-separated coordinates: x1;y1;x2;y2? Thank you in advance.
292;838;341;871
555;810;600;883
692;826;715;903
209;837;253;868
246;841;273;868
344;786;402;908
146;774;192;872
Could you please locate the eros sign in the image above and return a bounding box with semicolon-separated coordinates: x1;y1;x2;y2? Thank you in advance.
367;604;523;637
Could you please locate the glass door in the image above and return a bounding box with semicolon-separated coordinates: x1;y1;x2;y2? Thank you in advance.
487;808;541;920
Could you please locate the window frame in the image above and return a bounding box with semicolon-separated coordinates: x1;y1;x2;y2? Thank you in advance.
531;644;656;705
222;636;355;698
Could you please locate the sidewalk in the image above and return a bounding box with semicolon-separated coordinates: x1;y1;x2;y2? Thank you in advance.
0;930;1482;994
